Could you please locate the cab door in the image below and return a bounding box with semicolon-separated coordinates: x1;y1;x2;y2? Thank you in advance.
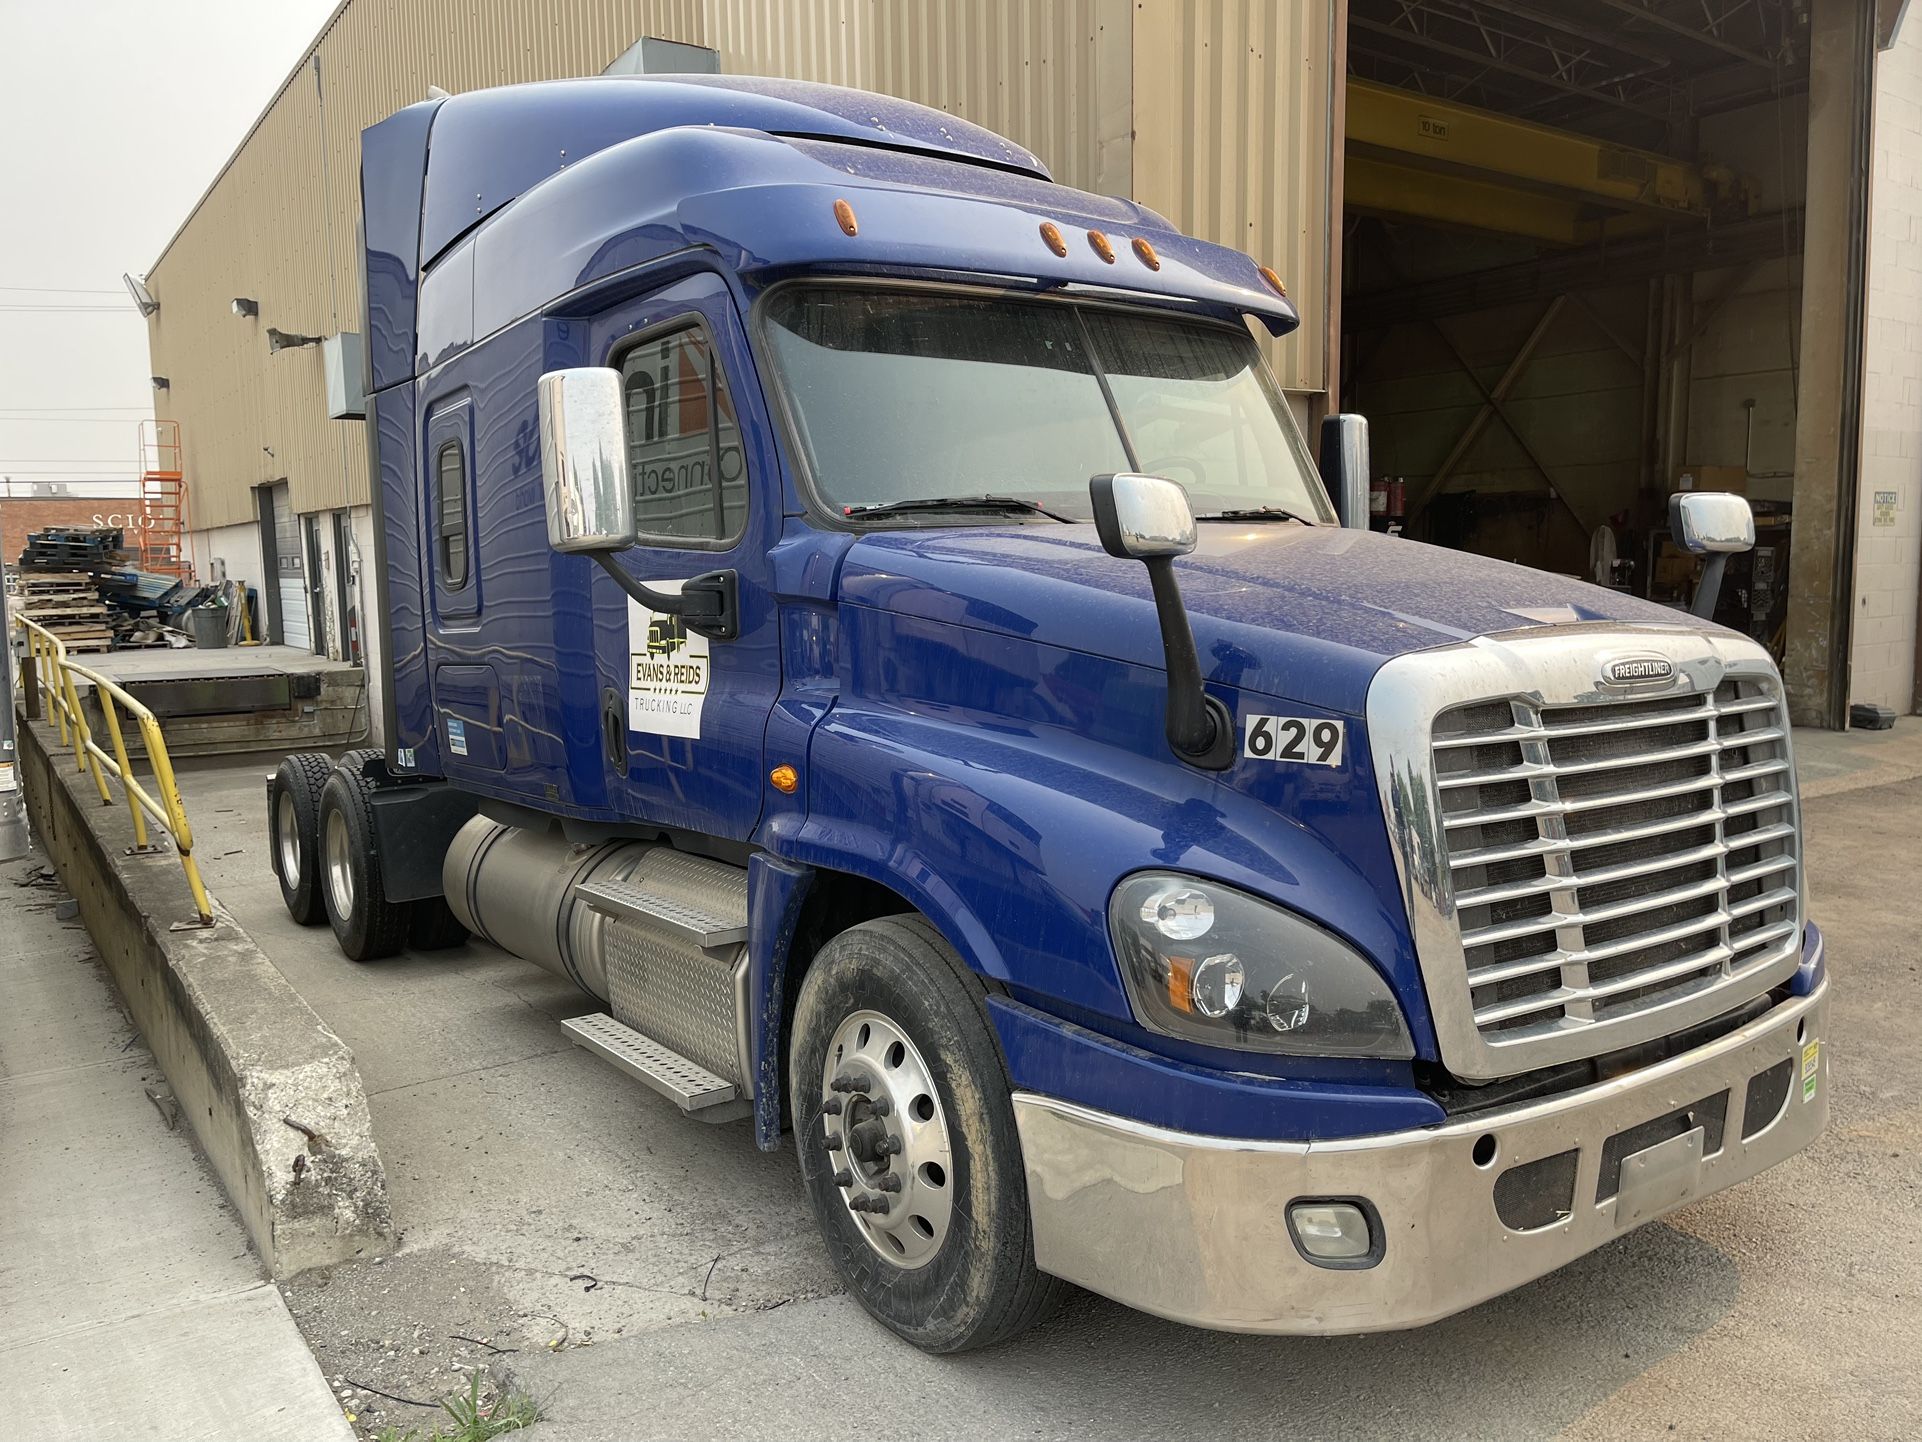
596;274;780;843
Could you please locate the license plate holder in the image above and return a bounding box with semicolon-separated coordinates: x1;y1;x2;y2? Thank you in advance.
1614;1125;1706;1226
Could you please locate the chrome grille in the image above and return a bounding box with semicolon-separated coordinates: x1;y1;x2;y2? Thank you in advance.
1432;678;1800;1048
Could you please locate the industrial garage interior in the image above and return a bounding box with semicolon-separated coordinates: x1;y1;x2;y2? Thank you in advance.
1340;0;1881;726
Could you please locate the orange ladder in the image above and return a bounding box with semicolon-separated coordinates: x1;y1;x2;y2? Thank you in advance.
136;419;192;581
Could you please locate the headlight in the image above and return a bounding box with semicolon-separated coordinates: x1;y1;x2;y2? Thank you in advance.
1110;873;1414;1059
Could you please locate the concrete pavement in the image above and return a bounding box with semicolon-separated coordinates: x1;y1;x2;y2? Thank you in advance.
159;725;1922;1440
0;854;353;1442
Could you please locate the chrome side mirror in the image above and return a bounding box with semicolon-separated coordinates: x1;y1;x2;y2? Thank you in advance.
1668;492;1754;621
1319;413;1370;530
538;367;635;553
1669;491;1755;554
1089;473;1197;559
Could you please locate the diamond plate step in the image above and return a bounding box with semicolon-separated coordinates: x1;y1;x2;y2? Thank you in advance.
561;1013;745;1117
573;877;748;951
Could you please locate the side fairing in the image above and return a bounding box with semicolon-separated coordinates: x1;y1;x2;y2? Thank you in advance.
370;381;436;771
780;602;1437;1071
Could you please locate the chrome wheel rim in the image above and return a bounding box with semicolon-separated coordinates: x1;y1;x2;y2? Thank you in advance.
275;791;301;885
323;808;354;919
818;1009;954;1270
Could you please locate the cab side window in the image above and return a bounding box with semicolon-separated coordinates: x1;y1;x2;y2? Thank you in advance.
620;326;747;545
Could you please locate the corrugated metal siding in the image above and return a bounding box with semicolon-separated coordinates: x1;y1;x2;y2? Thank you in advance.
148;0;1330;529
1131;0;1333;392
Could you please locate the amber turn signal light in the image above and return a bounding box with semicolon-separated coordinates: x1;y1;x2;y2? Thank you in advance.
833;198;859;237
770;764;799;795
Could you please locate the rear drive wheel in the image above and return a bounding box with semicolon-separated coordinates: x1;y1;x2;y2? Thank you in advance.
269;752;335;925
318;766;412;962
789;915;1062;1352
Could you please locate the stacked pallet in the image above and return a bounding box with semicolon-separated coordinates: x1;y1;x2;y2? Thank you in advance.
17;572;114;653
16;526;127;572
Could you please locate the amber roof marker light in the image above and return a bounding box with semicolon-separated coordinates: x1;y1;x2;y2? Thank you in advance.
1039;221;1068;257
1258;265;1288;298
833;198;859;236
1087;229;1116;264
1132;237;1160;271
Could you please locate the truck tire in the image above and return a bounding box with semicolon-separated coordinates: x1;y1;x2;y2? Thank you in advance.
268;752;335;925
409;896;470;951
318;765;413;962
789;915;1063;1353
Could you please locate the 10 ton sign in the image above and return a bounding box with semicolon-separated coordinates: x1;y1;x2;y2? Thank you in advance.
1243;715;1345;767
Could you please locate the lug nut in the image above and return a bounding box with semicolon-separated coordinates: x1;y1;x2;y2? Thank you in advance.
877;1135;903;1156
823;1134;844;1152
833;1169;853;1188
821;1097;843;1115
868;1096;893;1117
877;1174;902;1193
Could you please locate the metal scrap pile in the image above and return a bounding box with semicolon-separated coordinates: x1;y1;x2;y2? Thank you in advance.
11;526;211;650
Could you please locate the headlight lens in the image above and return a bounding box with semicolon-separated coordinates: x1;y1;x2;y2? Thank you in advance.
1109;873;1414;1058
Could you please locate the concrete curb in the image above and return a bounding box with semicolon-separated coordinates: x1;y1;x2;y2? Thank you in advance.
18;715;394;1276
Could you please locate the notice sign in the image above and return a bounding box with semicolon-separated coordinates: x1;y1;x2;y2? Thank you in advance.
1873;490;1899;528
627;581;710;739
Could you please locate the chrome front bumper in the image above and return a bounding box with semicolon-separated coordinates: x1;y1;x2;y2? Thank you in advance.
1013;980;1828;1335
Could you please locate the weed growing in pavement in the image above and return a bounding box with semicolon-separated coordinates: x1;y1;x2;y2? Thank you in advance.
370;1370;541;1442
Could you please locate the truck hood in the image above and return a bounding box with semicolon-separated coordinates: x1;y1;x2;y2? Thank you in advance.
835;524;1695;715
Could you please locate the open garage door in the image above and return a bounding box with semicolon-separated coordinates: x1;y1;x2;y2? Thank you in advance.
1340;0;1825;691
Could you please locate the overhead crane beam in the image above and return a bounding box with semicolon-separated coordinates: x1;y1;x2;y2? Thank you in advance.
1345;79;1751;239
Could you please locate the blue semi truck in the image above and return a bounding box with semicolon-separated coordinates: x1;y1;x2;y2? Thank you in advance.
265;74;1829;1352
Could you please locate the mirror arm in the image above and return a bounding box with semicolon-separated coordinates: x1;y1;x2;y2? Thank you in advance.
1145;558;1236;770
1691;553;1729;620
592;552;685;614
591;554;739;641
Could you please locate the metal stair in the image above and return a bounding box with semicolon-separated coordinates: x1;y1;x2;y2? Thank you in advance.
560;1012;747;1120
574;875;748;951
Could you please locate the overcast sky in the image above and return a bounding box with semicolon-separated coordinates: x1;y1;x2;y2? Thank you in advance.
0;0;338;498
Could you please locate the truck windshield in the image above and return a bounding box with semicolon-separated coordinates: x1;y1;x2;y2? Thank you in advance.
761;286;1333;524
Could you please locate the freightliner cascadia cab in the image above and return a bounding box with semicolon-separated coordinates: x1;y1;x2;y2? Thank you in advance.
264;75;1829;1353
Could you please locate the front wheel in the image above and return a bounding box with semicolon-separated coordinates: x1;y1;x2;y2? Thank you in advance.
789;916;1063;1352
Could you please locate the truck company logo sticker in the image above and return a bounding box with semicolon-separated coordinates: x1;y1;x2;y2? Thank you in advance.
1243;715;1344;767
1802;1039;1821;1103
1601;654;1675;686
446;716;468;757
627;581;710;739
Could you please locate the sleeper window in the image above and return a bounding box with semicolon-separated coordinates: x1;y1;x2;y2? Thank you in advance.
621;327;747;544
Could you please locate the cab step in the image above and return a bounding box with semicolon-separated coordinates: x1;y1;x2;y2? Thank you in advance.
573;876;748;951
560;1012;749;1121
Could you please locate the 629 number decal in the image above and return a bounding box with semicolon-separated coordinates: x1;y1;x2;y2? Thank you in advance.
1244;715;1344;767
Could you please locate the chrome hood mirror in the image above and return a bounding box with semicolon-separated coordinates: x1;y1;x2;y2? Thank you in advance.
538;367;635;553
1088;473;1231;771
1089;472;1197;559
1669;491;1755;555
1668;491;1754;621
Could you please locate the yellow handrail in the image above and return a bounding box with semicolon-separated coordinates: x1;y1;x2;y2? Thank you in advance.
13;615;213;925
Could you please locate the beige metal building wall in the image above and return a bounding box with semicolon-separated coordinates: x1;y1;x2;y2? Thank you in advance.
146;0;1334;533
1132;1;1334;394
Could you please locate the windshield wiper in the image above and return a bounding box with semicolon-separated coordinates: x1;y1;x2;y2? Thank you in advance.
842;495;1075;522
1196;505;1317;525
